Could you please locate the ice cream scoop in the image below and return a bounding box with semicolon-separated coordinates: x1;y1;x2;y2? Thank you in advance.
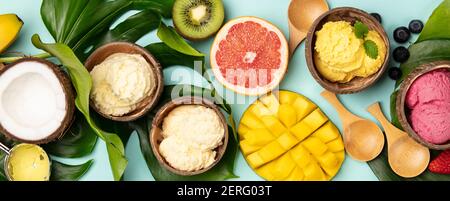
0;142;51;181
397;61;450;150
406;69;450;144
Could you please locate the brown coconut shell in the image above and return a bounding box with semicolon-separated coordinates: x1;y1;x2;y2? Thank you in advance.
149;96;228;176
0;58;75;144
305;7;390;94
84;42;164;122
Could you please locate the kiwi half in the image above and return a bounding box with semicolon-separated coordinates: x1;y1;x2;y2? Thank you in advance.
173;0;225;41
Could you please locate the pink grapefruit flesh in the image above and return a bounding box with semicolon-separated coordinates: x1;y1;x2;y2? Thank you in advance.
210;16;289;96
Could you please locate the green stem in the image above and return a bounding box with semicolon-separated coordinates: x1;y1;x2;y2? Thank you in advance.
0;52;52;63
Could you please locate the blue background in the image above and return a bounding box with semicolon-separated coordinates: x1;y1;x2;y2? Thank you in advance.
0;0;442;180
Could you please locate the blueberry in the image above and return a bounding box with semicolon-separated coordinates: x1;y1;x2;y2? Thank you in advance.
393;46;410;63
393;27;411;43
370;13;382;23
409;20;424;33
388;67;402;80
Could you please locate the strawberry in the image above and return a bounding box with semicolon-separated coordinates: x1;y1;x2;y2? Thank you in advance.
428;150;450;174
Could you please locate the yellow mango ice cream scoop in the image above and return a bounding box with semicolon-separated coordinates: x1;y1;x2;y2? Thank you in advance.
1;143;51;181
314;21;387;83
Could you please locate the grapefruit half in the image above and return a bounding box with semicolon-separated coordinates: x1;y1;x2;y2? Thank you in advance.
210;16;289;96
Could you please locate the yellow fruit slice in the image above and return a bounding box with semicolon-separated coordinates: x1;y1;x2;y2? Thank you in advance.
286;167;305;181
278;104;297;127
260;116;286;137
238;90;345;181
259;93;279;114
0;14;23;53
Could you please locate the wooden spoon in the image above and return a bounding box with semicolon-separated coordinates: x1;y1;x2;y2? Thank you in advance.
288;0;329;56
367;102;430;178
321;90;384;161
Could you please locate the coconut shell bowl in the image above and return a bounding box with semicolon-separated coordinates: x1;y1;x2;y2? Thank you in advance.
305;7;390;94
0;58;75;144
396;61;450;150
85;42;164;122
149;96;229;176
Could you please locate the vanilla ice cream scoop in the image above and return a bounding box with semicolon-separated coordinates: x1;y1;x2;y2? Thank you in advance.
162;105;225;150
90;53;156;116
158;104;225;172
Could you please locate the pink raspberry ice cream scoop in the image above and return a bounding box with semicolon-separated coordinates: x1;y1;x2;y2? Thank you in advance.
405;69;450;144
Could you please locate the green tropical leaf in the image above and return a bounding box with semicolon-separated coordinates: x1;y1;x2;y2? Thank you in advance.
157;23;204;57
0;153;6;181
389;90;403;130
40;0;167;60
416;0;450;43
131;0;175;18
32;35;127;181
395;39;450;87
43;112;98;158
0;131;16;181
163;85;231;114
146;42;205;70
50;160;94;181
41;0;132;50
93;112;134;146
94;10;161;50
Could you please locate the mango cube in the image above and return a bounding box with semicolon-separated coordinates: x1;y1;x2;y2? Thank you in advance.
278;104;297;127
279;90;298;105
276;132;299;150
259;93;279;114
290;109;328;141
240;139;261;155
269;154;296;180
250;101;274;116
302;137;328;157
240;112;265;130
303;162;327;181
246;128;275;146
292;96;317;121
312;121;340;143
260;115;286;137
286;167;305;181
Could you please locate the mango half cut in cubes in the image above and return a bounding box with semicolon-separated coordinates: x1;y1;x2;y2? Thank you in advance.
238;90;345;181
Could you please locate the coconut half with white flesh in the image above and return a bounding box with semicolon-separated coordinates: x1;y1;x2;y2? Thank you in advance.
0;58;74;144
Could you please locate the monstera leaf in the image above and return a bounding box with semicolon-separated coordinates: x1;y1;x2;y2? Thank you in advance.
416;0;450;43
94;10;162;51
43;112;98;158
40;0;173;60
50;160;94;181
